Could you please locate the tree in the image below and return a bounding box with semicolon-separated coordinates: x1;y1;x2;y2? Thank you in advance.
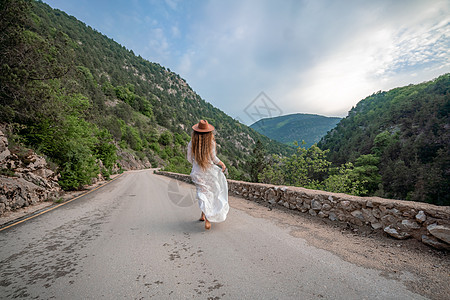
283;144;331;189
249;140;266;182
0;0;74;124
258;154;285;185
352;154;381;195
321;163;368;196
159;131;173;146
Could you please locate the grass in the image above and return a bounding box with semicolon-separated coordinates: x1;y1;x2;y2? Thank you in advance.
0;168;16;177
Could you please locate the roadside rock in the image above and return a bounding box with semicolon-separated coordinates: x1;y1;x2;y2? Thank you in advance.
421;234;450;250
115;143;152;170
401;219;420;230
0;129;62;216
427;224;450;244
384;225;411;240
415;210;426;223
0;131;10;161
311;199;322;211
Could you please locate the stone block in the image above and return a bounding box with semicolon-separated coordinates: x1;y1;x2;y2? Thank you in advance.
311;199;322;211
371;222;382;230
415;211;426;223
427;224;450;244
361;208;372;217
338;214;347;222
384;225;411;239
340;200;352;211
372;208;382;219
322;203;332;211
328;212;337;221
402;209;417;218
387;208;400;216
350;217;363;227
421;235;450;250
351;210;364;221
401;219;420;230
381;214;397;225
318;211;327;218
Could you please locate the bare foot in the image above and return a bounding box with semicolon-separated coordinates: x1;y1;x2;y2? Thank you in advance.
205;219;211;230
199;212;205;222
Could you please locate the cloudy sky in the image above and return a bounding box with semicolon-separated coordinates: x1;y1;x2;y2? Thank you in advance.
44;0;450;124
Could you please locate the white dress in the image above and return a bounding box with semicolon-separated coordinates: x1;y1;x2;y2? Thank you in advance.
187;141;229;222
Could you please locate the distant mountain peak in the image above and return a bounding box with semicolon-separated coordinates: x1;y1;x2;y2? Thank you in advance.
250;113;341;148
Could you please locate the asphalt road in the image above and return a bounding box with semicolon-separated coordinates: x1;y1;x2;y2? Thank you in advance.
0;169;427;299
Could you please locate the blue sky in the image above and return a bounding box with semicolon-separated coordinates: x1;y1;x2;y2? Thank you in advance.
43;0;450;125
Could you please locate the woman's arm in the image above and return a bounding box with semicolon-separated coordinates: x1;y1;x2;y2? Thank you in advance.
212;141;226;172
187;141;193;164
218;161;226;172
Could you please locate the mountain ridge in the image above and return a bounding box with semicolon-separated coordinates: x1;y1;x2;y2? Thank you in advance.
318;73;450;205
0;0;293;188
250;113;341;148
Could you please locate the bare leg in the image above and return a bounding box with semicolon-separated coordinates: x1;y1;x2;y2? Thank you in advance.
199;212;205;221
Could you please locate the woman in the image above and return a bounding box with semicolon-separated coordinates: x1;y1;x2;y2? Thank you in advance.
187;120;229;230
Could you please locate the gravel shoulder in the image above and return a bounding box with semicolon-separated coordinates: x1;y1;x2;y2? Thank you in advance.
229;196;449;300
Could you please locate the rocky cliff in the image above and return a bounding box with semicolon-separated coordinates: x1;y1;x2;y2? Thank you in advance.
0;130;62;216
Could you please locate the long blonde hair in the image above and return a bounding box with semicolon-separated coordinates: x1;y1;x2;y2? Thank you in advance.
191;131;214;170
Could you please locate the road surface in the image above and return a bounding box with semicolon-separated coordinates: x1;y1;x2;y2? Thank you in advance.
0;170;441;299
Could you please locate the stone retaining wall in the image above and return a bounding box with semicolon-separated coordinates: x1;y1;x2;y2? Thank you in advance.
155;170;450;250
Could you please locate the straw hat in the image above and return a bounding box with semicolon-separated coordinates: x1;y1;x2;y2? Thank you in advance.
192;120;215;132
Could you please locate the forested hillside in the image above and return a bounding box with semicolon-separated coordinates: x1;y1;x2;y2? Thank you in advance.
0;0;292;189
318;74;450;205
1;0;447;206
248;75;448;206
250;113;341;148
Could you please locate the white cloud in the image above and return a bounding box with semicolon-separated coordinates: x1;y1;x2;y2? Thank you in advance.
140;0;450;123
265;0;450;118
164;0;178;10
171;25;180;38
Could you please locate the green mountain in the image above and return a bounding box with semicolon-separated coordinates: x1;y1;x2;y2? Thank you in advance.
250;113;341;148
318;74;450;205
0;0;293;189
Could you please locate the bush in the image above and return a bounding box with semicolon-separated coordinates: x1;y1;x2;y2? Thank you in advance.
93;129;117;171
149;142;160;153
159;131;173;146
122;126;143;151
58;140;99;190
321;163;368;196
163;155;191;174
